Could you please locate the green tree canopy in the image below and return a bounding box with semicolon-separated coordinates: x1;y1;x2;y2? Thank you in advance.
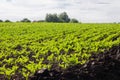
21;18;31;22
70;18;79;23
5;20;11;22
58;12;70;23
45;12;78;23
0;20;3;22
45;13;59;22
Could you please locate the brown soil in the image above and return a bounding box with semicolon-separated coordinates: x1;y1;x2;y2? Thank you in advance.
29;45;120;80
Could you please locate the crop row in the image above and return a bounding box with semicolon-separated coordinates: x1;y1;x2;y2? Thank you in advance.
0;23;120;79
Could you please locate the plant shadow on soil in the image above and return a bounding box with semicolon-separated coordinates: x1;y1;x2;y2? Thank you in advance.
1;45;120;80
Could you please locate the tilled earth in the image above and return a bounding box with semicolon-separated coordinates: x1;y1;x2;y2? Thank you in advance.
30;45;120;80
1;45;120;80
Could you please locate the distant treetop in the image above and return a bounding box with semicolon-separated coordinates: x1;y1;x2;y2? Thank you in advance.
45;12;78;23
0;20;3;22
5;20;11;22
21;18;31;22
70;18;79;23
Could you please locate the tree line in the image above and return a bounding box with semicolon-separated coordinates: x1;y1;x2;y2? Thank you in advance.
0;12;79;23
45;12;78;23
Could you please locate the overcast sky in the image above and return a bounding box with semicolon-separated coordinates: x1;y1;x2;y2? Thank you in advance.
0;0;120;22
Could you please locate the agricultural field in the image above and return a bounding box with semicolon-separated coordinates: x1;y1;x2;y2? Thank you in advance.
0;23;120;79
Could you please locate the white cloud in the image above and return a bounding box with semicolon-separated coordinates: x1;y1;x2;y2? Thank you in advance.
0;0;120;22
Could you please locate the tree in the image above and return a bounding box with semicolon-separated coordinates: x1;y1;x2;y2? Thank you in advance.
45;13;59;22
58;12;70;23
5;20;11;22
0;20;3;22
33;20;45;22
70;18;79;23
21;18;31;22
52;14;59;22
45;12;78;23
37;20;45;22
45;14;53;22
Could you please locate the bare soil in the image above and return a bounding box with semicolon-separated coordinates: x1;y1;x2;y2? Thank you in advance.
29;45;120;80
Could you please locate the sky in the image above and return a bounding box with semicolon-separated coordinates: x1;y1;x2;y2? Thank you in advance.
0;0;120;22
